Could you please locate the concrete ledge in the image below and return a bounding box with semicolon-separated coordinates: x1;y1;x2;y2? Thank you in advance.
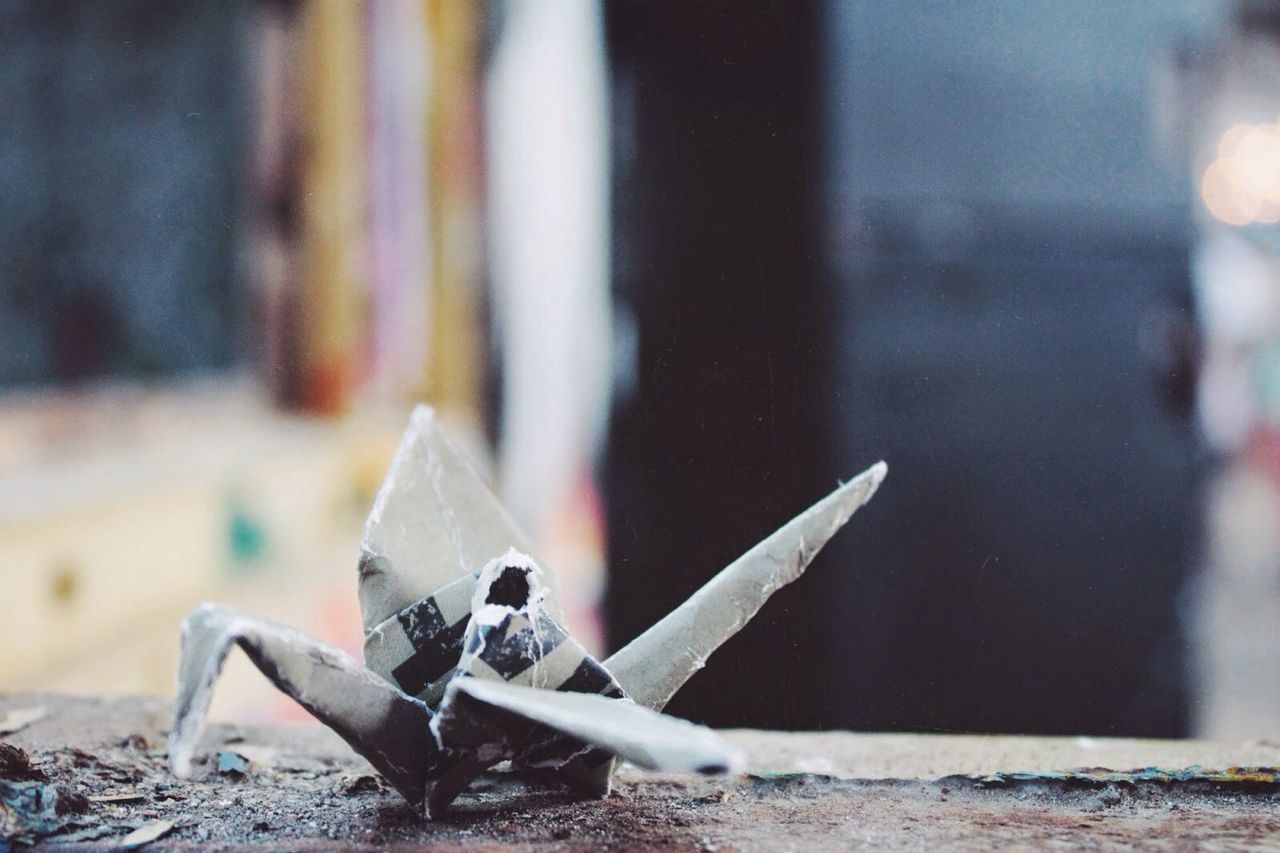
2;693;1278;849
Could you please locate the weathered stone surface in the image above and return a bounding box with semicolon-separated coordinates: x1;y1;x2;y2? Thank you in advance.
3;693;1279;850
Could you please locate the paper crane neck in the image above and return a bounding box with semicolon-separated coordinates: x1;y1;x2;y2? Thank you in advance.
470;549;548;622
485;566;531;608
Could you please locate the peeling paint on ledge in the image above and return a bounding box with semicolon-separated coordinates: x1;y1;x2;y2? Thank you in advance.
961;765;1280;791
750;765;1280;794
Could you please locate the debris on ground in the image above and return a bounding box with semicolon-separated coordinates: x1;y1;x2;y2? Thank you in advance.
118;819;175;849
88;791;147;804
0;777;91;846
339;774;384;796
215;751;250;777
0;744;46;783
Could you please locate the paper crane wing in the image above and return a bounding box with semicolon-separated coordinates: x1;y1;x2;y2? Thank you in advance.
358;406;562;639
437;678;744;776
168;604;438;807
606;461;887;711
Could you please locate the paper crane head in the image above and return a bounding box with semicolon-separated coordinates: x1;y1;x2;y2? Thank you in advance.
168;405;886;818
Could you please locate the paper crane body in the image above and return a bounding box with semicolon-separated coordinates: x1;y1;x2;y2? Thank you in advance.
168;406;886;817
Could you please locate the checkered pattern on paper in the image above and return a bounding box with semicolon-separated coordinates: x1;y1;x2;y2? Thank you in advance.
363;570;480;707
453;609;629;769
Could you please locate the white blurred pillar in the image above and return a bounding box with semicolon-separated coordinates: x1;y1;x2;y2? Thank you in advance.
485;0;611;649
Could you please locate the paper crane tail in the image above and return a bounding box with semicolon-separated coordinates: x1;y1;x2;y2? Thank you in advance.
604;461;887;711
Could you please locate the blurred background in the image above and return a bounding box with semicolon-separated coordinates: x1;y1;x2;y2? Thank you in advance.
1;0;1278;740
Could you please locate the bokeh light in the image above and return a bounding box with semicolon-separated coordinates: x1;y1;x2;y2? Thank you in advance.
1201;120;1280;226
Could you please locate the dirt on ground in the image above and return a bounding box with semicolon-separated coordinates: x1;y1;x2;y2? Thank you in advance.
2;694;1279;850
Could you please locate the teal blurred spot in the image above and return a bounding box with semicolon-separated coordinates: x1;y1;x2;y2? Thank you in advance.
227;501;267;569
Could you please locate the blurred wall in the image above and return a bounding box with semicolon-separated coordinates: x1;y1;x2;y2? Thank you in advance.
825;1;1219;214
605;0;1221;736
0;1;249;386
820;0;1220;737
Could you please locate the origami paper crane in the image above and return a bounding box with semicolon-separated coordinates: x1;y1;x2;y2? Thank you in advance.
168;406;886;817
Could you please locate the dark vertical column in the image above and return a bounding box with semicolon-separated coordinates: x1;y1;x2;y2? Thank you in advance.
603;2;837;728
